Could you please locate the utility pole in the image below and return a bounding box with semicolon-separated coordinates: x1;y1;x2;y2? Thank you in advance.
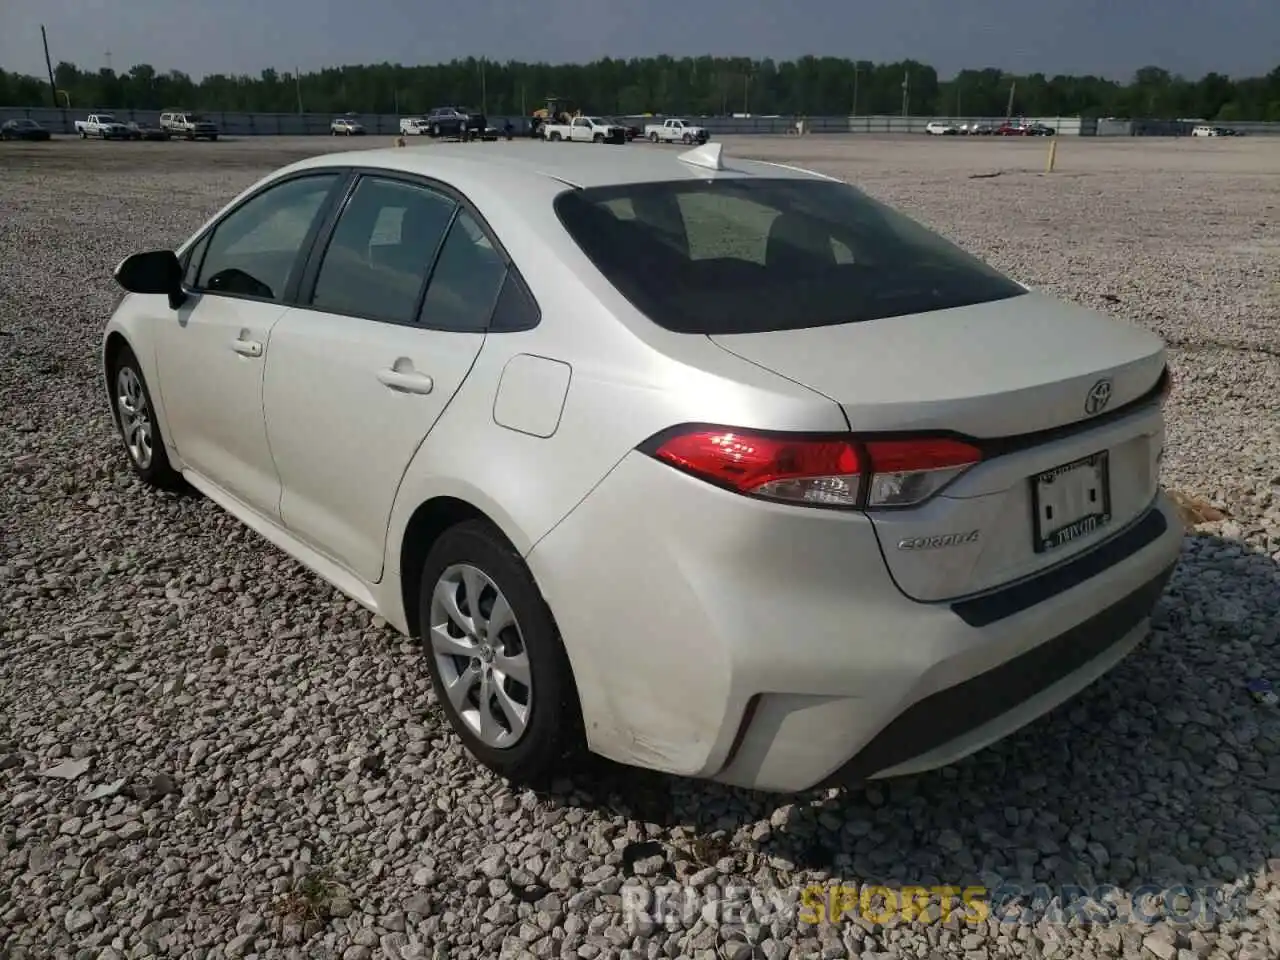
479;58;487;115
294;66;304;114
852;63;859;115
105;50;112;72
901;69;910;117
40;25;58;109
1005;80;1016;119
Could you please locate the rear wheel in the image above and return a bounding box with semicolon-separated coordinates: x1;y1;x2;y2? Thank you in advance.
109;345;183;490
550;132;562;142
649;132;659;143
419;521;583;786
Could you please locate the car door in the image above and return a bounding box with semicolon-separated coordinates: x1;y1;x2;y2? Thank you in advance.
262;173;507;582
152;170;346;517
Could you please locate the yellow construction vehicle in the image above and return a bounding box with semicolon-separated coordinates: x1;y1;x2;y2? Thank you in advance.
530;96;580;138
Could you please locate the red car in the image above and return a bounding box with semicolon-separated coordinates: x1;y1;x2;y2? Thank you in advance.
996;121;1056;137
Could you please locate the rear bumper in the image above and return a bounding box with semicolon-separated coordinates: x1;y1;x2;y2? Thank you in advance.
816;562;1172;786
528;451;1184;793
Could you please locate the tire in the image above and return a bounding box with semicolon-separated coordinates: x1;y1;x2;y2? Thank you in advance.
109;344;183;490
550;132;562;142
682;133;692;144
418;520;583;786
79;130;87;139
649;132;659;143
432;124;440;138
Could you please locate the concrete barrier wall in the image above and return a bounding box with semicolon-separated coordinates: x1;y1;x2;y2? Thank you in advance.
3;105;1277;137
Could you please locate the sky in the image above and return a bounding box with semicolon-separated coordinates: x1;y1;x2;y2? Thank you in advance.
2;0;1276;83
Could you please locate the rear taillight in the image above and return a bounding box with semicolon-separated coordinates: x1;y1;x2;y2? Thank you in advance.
644;427;981;509
861;438;982;507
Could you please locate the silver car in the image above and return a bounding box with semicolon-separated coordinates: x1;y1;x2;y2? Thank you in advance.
102;141;1181;793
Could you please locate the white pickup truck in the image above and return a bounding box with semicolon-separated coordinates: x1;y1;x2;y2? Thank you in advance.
399;116;430;136
644;118;709;145
541;116;626;144
75;113;130;140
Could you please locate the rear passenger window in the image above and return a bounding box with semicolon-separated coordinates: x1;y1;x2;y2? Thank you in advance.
489;270;540;332
310;176;457;323
417;211;507;332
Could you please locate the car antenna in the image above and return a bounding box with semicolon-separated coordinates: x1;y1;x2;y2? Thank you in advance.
677;141;725;171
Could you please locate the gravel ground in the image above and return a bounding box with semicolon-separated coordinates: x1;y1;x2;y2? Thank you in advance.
2;135;1279;960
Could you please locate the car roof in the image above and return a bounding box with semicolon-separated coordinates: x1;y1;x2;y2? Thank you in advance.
286;142;834;191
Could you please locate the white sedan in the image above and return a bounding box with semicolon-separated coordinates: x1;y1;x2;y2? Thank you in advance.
103;140;1182;793
925;120;958;135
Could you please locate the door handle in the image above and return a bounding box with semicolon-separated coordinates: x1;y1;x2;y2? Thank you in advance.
230;338;263;358
377;368;434;395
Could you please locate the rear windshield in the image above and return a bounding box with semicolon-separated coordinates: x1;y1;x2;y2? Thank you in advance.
553;178;1026;334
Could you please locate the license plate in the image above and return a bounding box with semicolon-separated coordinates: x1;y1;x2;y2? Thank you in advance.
1031;451;1111;553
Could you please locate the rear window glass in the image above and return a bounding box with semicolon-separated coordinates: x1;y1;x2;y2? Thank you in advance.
553;178;1026;334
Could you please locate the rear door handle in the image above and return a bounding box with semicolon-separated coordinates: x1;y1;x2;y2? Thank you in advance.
230;338;263;358
377;369;434;395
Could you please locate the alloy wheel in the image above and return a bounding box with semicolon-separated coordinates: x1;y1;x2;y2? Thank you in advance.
115;366;153;470
428;563;532;749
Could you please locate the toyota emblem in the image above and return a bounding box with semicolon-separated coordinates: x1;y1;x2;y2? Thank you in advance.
1084;378;1113;416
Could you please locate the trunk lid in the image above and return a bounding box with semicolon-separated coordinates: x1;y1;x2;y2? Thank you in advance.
710;293;1168;602
708;293;1164;437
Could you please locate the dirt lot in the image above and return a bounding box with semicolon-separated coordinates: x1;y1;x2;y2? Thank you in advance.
2;133;1279;960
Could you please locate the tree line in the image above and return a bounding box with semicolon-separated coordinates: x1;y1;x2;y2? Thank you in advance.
2;56;1278;121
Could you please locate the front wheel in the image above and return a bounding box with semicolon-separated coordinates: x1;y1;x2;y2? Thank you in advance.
419;521;584;786
109;345;183;490
593;133;604;143
682;133;692;144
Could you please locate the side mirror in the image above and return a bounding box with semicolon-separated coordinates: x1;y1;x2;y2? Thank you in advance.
113;250;187;309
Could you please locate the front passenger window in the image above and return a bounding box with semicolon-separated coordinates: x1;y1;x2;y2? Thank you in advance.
196;173;341;301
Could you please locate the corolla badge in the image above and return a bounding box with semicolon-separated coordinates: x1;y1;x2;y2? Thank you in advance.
1084;378;1113;416
897;531;980;551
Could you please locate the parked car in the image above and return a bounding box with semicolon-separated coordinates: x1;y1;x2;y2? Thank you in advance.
644;118;709;144
961;122;993;135
540;116;626;143
126;120;171;141
103;141;1179;794
1193;125;1240;137
425;106;487;140
399;117;431;136
1;118;52;141
925;121;958;135
607;118;643;141
75;113;130;139
1024;122;1056;136
332;117;366;136
160;111;219;140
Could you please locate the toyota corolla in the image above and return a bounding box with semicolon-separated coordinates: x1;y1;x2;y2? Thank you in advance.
102;141;1182;793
